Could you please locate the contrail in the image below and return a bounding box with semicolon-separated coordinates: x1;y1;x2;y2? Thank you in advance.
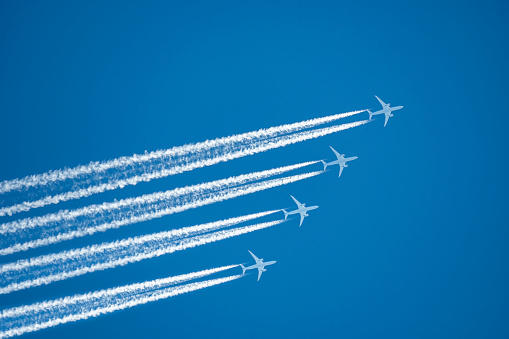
0;215;282;294
0;161;311;235
0;210;276;273
0;119;367;216
0;109;363;196
0;269;241;338
0;265;236;318
0;169;321;255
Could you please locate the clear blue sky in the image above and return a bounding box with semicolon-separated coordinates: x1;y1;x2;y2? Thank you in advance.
1;1;508;338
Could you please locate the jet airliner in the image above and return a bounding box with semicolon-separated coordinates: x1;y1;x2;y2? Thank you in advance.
321;146;358;178
240;250;276;281
282;195;318;226
367;95;403;127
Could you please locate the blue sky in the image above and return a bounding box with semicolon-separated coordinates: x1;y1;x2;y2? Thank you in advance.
1;1;508;338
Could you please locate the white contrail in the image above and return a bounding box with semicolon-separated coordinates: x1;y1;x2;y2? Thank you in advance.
0;216;282;294
0;170;321;255
0;210;276;273
0;160;313;235
0;265;236;318
1;118;368;224
0;118;368;216
0;270;241;338
0;109;363;195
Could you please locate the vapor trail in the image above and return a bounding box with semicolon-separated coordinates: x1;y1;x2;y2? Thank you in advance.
0;161;310;235
0;119;367;216
0;215;282;294
0;269;241;338
0;265;236;318
0;109;363;196
0;169;321;255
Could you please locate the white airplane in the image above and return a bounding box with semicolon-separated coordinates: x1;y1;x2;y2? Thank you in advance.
240;250;276;281
321;146;358;178
367;95;403;127
282;195;318;227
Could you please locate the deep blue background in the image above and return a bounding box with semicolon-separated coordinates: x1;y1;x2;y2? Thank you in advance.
1;1;508;338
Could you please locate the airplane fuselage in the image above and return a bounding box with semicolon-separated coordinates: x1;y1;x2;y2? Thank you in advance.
322;154;358;177
243;261;276;272
369;107;402;126
370;107;391;116
324;157;348;168
371;105;403;116
283;195;319;226
285;205;318;217
368;96;403;127
241;250;276;281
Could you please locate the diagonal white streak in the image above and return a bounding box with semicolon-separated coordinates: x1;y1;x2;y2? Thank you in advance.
0;217;283;294
0;118;367;216
0;161;313;235
0;211;276;273
1;119;367;236
0;272;241;338
0;109;363;195
0;265;236;318
0;171;320;255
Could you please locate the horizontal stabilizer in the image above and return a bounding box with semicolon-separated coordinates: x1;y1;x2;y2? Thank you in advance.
367;109;373;120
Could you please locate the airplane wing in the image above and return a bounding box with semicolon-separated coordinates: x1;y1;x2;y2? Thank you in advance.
257;268;263;281
248;250;260;263
375;95;386;107
299;213;305;227
384;113;390;127
338;165;344;178
329;146;342;160
290;195;303;208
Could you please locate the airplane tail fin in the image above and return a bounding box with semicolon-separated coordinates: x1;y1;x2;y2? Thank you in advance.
320;160;328;171
282;209;289;220
367;109;373;121
240;264;246;275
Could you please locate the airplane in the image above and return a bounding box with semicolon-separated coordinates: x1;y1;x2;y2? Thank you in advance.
320;146;358;178
240;250;276;281
282;195;318;226
366;95;403;127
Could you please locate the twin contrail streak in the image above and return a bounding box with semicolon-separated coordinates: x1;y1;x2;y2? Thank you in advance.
0;118;367;216
0;110;363;197
0;161;311;235
0;168;320;255
0;214;283;294
0;267;241;338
